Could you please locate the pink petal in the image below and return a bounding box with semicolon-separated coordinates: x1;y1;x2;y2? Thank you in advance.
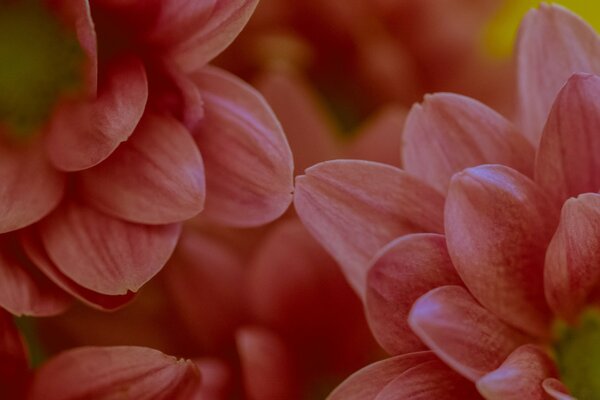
28;346;201;400
38;202;180;295
0;142;64;233
516;4;600;144
147;0;216;47
328;352;436;400
408;285;530;382
445;164;557;338
403;93;534;193
79;114;205;224
171;0;259;72
365;233;463;356
254;68;340;173
294;160;444;297
236;326;300;400
535;74;600;207
0;310;29;398
375;360;482;400
0;234;71;316
20;228;136;310
345;105;406;167
191;66;294;227
545;194;600;320
543;378;575;400
163;228;245;350
193;358;232;400
477;345;558;400
45;56;148;171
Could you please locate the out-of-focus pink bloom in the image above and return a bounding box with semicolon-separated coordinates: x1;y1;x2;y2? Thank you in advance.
294;4;600;398
0;0;294;316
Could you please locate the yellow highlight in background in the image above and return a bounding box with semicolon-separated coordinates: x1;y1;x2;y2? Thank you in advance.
484;0;600;57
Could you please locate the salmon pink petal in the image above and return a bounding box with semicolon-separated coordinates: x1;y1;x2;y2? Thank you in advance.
445;164;557;338
192;66;293;227
79;114;205;225
46;57;148;171
0;142;64;233
516;4;600;145
294;160;444;297
38;202;180;295
328;352;436;400
408;285;529;382
545;194;600;320
21;228;136;310
477;345;558;400
0;236;71;316
236;326;299;400
172;0;259;72
255;68;340;173
375;360;481;400
28;346;201;400
543;378;575;400
365;233;463;355
403;93;534;193
147;0;216;47
0;310;29;399
535;74;600;206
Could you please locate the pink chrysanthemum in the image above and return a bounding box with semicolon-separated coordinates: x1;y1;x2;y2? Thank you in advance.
0;0;293;316
295;4;600;399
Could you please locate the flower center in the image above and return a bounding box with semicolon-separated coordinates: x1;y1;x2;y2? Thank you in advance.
0;0;84;138
554;309;600;400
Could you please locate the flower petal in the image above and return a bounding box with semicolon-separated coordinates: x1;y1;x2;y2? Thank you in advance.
365;233;463;356
543;378;575;400
294;160;444;297
191;66;294;227
408;285;529;382
79;114;205;224
0;309;29;399
28;346;201;400
38;202;180;295
375;360;481;400
477;345;558;400
544;194;600;320
445;164;557;337
516;4;600;144
172;0;259;72
328;352;436;400
0;142;64;234
236;326;299;400
193;358;232;400
45;56;148;171
0;234;71;316
535;74;600;207
403;93;534;193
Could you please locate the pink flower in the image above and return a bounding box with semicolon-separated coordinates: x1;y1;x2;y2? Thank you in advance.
0;0;294;316
294;4;600;398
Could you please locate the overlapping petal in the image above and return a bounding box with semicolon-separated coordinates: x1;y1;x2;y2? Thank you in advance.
294;160;444;296
403;93;533;192
445;164;557;337
192;66;294;227
365;233;462;355
0;310;29;399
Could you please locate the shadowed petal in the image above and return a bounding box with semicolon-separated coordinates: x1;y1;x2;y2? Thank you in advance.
327;352;436;400
477;345;558;400
192;66;293;227
543;378;575;400
193;358;232;400
535;74;600;207
28;346;201;400
0;142;64;234
516;4;600;144
38;202;180;295
0;310;29;399
45;57;148;171
236;326;299;400
545;194;600;320
79;114;205;225
408;286;529;382
366;233;463;355
403;93;533;193
445;165;557;337
294;160;444;297
172;0;259;72
376;360;481;400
